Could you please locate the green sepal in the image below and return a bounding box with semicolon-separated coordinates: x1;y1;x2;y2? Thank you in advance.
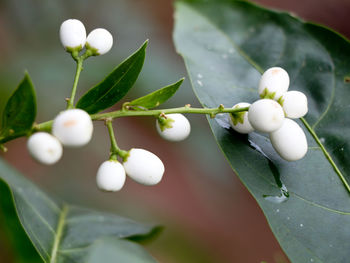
157;116;175;132
85;42;100;56
66;45;83;61
259;87;276;99
229;111;245;126
277;96;285;106
0;72;37;143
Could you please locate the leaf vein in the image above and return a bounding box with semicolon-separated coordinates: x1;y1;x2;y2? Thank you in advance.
50;204;69;263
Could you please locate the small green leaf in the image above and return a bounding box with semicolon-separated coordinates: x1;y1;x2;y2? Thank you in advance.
77;41;148;114
128;78;184;110
0;73;36;143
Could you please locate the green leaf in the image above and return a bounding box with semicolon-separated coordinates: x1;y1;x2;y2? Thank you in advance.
0;178;42;263
85;237;157;263
0;73;36;143
0;158;159;263
77;41;148;114
127;78;184;110
174;0;350;262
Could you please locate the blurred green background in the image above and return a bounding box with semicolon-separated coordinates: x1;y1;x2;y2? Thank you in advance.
0;0;349;262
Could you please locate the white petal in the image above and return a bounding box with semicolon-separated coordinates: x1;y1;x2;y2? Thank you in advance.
248;99;285;133
229;102;254;134
27;132;63;165
59;19;86;50
156;113;191;141
258;67;289;100
123;148;164;186
282;91;308;118
270;118;308;161
86;28;113;55
52;109;93;147
96;160;126;192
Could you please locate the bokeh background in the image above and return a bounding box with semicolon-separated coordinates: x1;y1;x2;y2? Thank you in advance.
0;0;349;262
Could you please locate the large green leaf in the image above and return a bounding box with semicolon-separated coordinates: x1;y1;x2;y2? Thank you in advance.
85;237;157;263
0;73;36;143
76;41;148;114
0;158;159;263
174;0;350;262
127;78;184;110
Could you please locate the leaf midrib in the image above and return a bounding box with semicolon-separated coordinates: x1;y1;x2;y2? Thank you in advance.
182;2;348;194
86;52;143;112
50;204;69;263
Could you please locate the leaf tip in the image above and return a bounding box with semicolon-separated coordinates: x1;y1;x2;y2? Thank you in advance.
142;39;149;49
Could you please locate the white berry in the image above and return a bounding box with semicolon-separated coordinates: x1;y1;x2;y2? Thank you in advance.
59;19;86;50
96;160;126;192
270;118;308;161
248;99;285;133
229;102;254;134
281;91;308;119
52;109;93;147
156;113;191;141
27;132;63;165
123;148;164;186
86;28;113;55
259;67;290;100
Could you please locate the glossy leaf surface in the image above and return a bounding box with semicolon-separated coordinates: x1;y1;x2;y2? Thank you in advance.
85;237;157;263
77;41;148;114
0;158;159;263
128;78;184;110
0;73;36;143
174;0;350;262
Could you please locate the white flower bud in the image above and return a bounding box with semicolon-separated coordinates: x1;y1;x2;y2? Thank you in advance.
281;91;308;119
229;102;254;134
96;160;126;192
270;118;308;161
156;113;191;141
52;109;93;147
259;67;290;100
248;99;285;133
123;148;164;186
27;132;63;165
59;19;86;50
86;28;113;55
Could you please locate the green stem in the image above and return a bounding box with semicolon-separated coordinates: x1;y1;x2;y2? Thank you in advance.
91;105;249;120
105;119;129;161
33;106;249;132
301;117;350;194
66;58;83;109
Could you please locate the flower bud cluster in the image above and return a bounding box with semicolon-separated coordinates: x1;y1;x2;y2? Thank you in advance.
27;109;93;165
229;67;308;161
96;148;165;192
96;113;192;192
60;19;113;55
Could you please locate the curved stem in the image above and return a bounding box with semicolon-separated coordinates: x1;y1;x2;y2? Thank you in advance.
301;117;350;194
105;119;129;161
66;58;83;109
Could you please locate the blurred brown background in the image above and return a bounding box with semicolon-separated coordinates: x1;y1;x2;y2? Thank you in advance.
0;0;349;262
